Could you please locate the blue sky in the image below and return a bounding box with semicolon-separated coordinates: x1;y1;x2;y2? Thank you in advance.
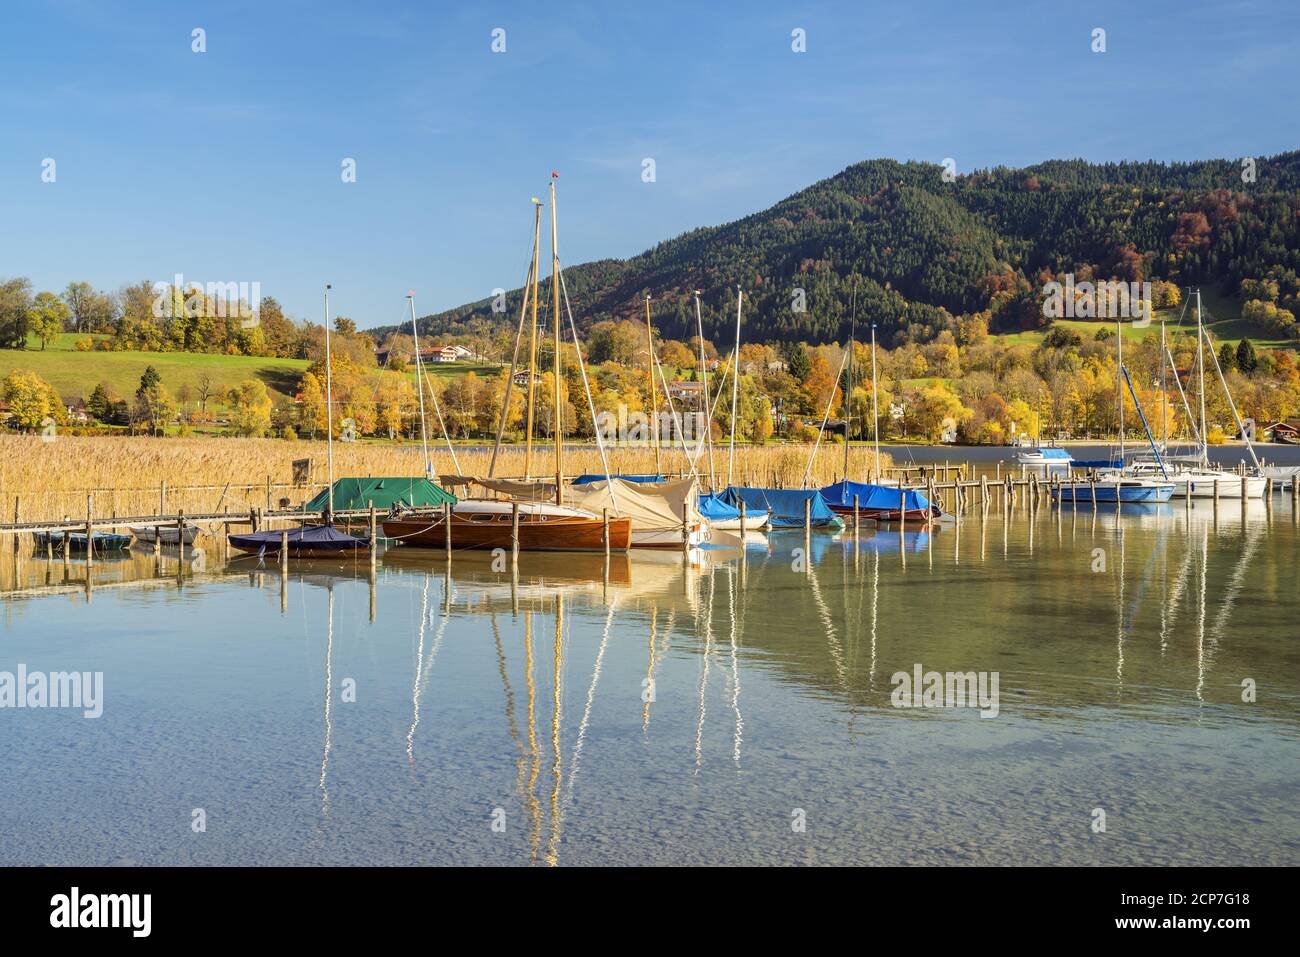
1;0;1296;328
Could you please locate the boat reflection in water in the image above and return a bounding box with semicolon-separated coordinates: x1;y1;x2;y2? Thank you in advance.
1;498;1295;867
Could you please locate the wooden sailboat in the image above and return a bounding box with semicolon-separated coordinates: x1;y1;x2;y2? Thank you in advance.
384;177;632;553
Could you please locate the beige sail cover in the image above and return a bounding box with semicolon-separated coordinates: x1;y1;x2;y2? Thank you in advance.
472;476;697;532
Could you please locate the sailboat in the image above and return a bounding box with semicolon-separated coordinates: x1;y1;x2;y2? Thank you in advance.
383;177;634;552
1124;290;1267;497
690;289;769;530
818;289;938;521
1052;313;1174;505
229;284;370;557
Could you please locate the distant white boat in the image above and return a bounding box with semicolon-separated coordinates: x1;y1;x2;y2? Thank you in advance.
132;524;200;545
1016;447;1072;473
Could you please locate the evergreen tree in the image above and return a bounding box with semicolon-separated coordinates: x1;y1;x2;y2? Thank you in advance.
1235;338;1258;374
1217;343;1236;373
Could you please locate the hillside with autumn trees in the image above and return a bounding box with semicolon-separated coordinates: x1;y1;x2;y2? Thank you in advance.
391;154;1300;349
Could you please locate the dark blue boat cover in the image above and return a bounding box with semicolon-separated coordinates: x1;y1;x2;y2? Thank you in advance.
720;487;842;528
698;492;741;520
1072;458;1124;469
229;523;367;553
819;480;932;513
572;473;664;485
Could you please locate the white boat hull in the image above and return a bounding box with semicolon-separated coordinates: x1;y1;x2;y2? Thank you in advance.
1142;472;1268;499
706;510;770;531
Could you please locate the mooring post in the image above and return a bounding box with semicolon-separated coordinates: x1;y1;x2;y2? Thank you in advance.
177;509;185;564
266;475;273;514
11;496;18;555
443;502;452;560
85;494;94;564
280;529;289;573
852;493;859;533
681;503;690;553
1185;478;1191;508
1241;474;1248;506
368;500;377;569
739;500;747;535
511;502;520;565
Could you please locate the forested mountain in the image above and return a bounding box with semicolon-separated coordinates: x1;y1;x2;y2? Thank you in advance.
381;154;1300;349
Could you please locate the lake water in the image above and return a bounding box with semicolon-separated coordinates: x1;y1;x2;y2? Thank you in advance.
2;497;1297;866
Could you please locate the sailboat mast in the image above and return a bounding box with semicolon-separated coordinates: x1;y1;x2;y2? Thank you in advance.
323;284;335;518
1116;314;1124;461
694;292;716;489
1196;288;1208;466
843;281;856;481
645;295;661;475
728;287;742;487
870;322;880;483
524;199;542;481
1160;320;1167;452
408;294;431;478
551;175;562;506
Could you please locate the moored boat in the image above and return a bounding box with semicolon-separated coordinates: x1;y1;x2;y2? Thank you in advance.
1050;478;1175;503
228;523;371;557
34;530;133;552
382;499;631;552
819;479;939;522
698;492;769;531
722;487;844;529
131;524;200;545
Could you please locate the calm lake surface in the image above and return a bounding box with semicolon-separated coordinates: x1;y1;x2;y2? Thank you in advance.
2;498;1297;866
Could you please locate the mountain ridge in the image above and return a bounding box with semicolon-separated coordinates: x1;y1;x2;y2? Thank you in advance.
374;153;1300;348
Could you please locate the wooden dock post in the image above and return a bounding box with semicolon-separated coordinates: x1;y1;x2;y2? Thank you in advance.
1241;474;1248;506
177;509;185;564
852;494;859;533
443;502;452;560
11;497;17;554
739;500;746;535
681;503;690;553
1090;478;1098;510
511;502;520;565
1185;478;1191;508
1292;475;1299;512
85;494;94;564
803;496;811;535
266;475;273;514
280;530;289;573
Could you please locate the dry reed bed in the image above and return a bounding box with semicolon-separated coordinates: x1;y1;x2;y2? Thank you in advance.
0;435;892;523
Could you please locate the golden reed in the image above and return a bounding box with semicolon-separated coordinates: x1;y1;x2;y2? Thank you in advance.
0;434;892;523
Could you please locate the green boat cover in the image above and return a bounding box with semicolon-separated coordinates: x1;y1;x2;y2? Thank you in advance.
304;477;456;513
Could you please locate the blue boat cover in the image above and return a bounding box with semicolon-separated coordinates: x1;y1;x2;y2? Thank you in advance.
819;480;932;513
698;492;741;520
720;487;842;528
229;523;367;552
1037;448;1072;460
572;473;665;485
